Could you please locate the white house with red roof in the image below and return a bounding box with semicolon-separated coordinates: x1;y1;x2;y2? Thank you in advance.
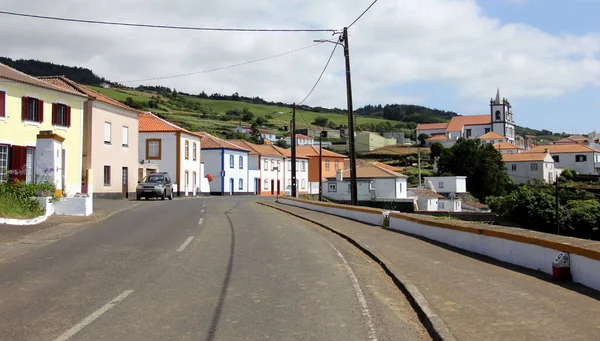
284;134;314;146
138;112;204;196
522;144;600;175
418;89;516;147
198;132;252;195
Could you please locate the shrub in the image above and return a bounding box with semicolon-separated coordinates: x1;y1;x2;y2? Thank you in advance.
0;170;57;218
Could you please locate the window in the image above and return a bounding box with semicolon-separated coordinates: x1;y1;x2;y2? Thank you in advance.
576;154;587;162
22;97;43;122
146;139;161;160
440;202;445;209
185;140;189;159
301;179;306;189
239;178;243;190
485;128;491;134
104;122;111;144
239;156;243;169
0;91;5;117
495;110;501;121
26;148;34;184
301;161;306;172
438;181;444;189
264;179;269;190
325;160;330;170
185;171;189;188
193;172;197;189
53;103;70;127
369;181;375;190
530;163;538;171
230;154;234;168
193;142;197;160
0;145;7;182
335;161;339;170
104;166;111;186
264;159;269;170
271;160;275;170
511;164;517;171
466;129;472;138
328;183;337;192
277;160;280;172
122;126;129;147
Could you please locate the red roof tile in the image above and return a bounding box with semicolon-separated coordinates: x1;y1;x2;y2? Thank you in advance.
139;112;203;138
446;115;490;132
410;188;446;199
524;144;600;154
295;145;346;158
0;64;87;98
416;122;449;131
479;131;505;140
197;133;250;151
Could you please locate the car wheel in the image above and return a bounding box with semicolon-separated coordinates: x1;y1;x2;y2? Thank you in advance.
136;195;141;200
161;190;166;200
145;196;149;200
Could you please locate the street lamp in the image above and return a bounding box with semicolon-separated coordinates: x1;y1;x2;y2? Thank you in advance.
314;27;358;206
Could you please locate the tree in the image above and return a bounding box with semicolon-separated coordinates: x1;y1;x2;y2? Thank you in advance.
560;168;573;181
312;116;329;127
241;110;254;122
327;121;338;130
437;138;511;199
417;133;429;146
249;123;264;144
255;117;266;125
265;113;274;120
275;139;289;148
430;142;443;158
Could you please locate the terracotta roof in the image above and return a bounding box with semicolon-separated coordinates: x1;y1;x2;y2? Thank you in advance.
39;76;141;115
295;145;346;158
416;122;449;131
463;201;489;209
493;142;523;150
479;131;506;140
274;146;309;159
0;63;88;98
228;139;286;156
554;136;588;144
369;161;402;172
568;135;588;141
139;112;203;138
426;135;448;141
329;159;407;179
524;144;600;154
410;188;445;199
295;134;311;139
197;133;250;151
446;115;491;132
503;153;550;162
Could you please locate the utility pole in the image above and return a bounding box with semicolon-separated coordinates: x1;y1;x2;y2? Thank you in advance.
319;129;323;201
342;26;358;206
418;148;422;187
291;103;297;198
556;177;560;235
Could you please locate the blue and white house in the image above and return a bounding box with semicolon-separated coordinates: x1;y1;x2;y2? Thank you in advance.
199;133;251;195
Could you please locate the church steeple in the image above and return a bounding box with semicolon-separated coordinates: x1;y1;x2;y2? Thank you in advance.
494;87;501;104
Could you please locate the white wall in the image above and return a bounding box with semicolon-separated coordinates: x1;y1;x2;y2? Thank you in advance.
260;155;285;194
415;197;437;211
202;149;224;193
550;152;598;175
279;197;384;226
179;132;202;196
505;160;556;184
139;132;177;182
323;180;371;201
424;176;467;194
223;149;250;194
284;157;309;193
438;199;461;212
373;178;407;199
396;178;407;198
463;124;489;139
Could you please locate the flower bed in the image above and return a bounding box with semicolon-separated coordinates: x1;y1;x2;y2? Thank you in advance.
0;169;57;219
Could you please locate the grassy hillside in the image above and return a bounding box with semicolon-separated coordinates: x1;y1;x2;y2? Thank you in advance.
87;86;410;137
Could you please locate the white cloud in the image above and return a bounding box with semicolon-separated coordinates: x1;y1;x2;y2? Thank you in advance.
0;0;599;112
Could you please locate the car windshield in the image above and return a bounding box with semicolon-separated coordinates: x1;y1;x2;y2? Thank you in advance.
143;175;164;183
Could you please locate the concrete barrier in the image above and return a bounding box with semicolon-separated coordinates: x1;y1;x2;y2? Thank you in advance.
278;196;600;292
54;197;93;216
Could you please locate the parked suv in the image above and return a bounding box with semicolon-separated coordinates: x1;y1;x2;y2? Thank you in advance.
136;172;174;200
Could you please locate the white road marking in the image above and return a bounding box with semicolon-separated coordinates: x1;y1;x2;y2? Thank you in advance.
328;241;378;341
54;290;134;341
177;236;195;252
201;209;205;213
198;218;204;225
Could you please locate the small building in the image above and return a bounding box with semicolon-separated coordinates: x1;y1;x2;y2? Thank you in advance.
423;176;467;196
521;144;600;175
554;135;589;145
383;132;405;144
478;131;507;145
296;128;341;139
408;188;461;212
296;145;346;193
503;151;557;184
355;131;397;153
494;141;523;154
284;134;314;146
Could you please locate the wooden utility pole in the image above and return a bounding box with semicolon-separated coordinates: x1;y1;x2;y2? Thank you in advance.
342;27;358;206
319;130;323;201
291;103;297;197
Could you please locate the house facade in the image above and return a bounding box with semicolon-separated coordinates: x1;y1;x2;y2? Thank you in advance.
355;131;397;152
408;188;461;212
423;176;467;196
41;76;141;199
199;133;251;195
139;113;203;196
503;152;557;184
284;134;314;146
0;63;88;196
296;145;346;192
229;140;287;196
522;144;600;175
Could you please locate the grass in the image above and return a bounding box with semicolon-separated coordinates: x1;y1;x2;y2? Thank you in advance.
0;196;44;219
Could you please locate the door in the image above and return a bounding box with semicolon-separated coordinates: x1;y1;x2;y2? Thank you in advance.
254;178;259;195
271;179;275;195
122;167;128;199
230;178;234;195
277;180;281;195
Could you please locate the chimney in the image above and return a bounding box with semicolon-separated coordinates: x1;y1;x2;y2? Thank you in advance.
336;170;343;181
545;148;549;154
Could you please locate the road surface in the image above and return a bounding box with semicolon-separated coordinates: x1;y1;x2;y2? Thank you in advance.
0;197;427;341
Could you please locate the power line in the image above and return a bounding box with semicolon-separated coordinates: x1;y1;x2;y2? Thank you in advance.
297;38;341;105
0;10;337;32
348;0;379;28
117;42;324;83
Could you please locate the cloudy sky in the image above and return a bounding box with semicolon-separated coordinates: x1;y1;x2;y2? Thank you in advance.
1;0;599;133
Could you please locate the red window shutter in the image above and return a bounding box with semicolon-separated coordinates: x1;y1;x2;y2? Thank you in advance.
0;91;5;117
10;146;27;180
66;106;71;127
52;103;58;125
38;99;44;123
22;97;28;120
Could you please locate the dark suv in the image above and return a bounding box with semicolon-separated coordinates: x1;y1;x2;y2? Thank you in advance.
136;172;174;200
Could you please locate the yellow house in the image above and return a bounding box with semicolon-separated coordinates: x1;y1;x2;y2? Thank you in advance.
0;63;88;196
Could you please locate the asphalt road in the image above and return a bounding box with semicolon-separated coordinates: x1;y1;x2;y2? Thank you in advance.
0;197;427;341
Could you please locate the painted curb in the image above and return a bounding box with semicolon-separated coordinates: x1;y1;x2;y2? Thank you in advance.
0;214;49;226
259;201;455;341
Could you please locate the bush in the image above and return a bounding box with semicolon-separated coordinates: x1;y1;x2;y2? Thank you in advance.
0;170;57;218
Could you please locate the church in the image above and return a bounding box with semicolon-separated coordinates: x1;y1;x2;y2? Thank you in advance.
416;89;518;148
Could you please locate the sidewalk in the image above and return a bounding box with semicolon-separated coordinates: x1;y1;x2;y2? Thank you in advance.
268;201;600;341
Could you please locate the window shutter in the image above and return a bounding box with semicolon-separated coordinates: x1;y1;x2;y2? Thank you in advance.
10;146;27;180
21;97;28;120
0;91;5;117
38;99;44;123
52;103;58;125
66;106;71;127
